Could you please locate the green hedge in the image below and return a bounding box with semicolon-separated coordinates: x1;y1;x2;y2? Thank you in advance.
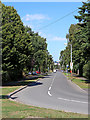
83;61;90;80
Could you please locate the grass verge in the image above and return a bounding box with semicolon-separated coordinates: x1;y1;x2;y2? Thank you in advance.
64;73;89;89
2;98;88;118
1;82;88;118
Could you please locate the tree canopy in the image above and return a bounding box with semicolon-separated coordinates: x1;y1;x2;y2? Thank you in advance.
2;3;54;82
59;1;90;79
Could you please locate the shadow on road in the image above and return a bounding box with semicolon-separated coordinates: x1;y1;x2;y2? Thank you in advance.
1;81;43;99
28;81;43;87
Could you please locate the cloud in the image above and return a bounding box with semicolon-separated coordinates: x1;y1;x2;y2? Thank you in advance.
51;36;66;41
37;33;66;42
22;14;50;21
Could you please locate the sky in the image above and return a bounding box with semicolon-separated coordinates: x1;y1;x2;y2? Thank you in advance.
3;1;84;61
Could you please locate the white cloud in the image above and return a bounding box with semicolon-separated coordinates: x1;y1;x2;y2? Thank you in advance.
51;36;66;41
37;33;66;42
22;14;50;21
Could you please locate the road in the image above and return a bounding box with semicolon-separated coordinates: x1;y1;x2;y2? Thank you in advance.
12;71;88;114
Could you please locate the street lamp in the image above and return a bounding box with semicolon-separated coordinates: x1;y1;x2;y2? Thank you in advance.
70;44;73;78
64;43;73;79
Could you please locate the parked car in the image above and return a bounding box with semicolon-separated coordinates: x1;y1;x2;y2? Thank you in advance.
28;72;32;75
32;71;37;75
53;69;56;73
36;71;40;74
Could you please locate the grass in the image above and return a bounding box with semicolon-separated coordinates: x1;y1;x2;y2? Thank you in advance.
64;73;89;89
2;94;88;118
2;87;21;95
72;78;88;89
2;98;88;118
1;82;88;118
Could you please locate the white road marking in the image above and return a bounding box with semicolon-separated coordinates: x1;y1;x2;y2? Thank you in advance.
50;73;57;88
48;91;52;96
49;87;51;90
58;97;88;104
48;73;57;97
48;72;88;104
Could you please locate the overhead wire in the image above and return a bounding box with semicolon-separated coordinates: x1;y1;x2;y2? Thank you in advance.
38;8;78;30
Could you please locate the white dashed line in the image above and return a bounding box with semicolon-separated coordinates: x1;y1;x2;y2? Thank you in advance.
58;97;88;104
49;87;51;90
47;73;88;104
50;73;57;87
48;73;57;97
48;91;52;96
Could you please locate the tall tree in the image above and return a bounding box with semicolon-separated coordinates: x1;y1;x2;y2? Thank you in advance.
74;1;90;75
2;4;33;81
60;1;90;77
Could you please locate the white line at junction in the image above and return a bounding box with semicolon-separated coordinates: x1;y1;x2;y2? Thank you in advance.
58;97;88;104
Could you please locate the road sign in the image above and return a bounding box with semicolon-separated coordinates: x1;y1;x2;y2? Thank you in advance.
70;62;73;70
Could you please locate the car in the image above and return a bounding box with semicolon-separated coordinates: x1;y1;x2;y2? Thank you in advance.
53;69;56;73
36;71;40;74
28;72;32;75
32;71;37;75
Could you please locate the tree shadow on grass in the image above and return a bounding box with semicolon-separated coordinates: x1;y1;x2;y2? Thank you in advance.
2;74;51;86
0;95;18;99
81;79;90;84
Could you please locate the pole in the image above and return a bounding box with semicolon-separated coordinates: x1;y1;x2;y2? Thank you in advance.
71;44;72;63
70;44;72;80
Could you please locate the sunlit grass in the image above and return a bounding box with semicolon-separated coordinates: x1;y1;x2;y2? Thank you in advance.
63;73;89;89
2;95;88;118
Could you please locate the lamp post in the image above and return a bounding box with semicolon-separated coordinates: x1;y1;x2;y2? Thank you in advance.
64;43;73;80
70;44;73;80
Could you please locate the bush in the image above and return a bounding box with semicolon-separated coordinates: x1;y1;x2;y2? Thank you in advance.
83;61;90;80
2;71;10;83
2;69;23;84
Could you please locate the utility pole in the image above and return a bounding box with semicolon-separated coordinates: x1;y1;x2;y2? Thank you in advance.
70;44;73;80
64;43;73;80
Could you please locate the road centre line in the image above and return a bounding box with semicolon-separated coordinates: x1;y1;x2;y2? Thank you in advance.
48;73;57;97
49;73;57;90
58;97;88;104
48;72;88;104
48;91;52;96
49;87;51;90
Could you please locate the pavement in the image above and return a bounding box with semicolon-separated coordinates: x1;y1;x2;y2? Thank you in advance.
10;71;88;114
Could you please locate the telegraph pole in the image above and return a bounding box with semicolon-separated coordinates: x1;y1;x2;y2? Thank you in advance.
70;44;73;80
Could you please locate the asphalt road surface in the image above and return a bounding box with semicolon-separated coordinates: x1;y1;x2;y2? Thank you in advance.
12;71;88;114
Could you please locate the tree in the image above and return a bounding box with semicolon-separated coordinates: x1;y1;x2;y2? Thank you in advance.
74;1;90;76
2;4;33;81
60;1;90;77
2;3;54;83
24;26;54;73
0;1;2;83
